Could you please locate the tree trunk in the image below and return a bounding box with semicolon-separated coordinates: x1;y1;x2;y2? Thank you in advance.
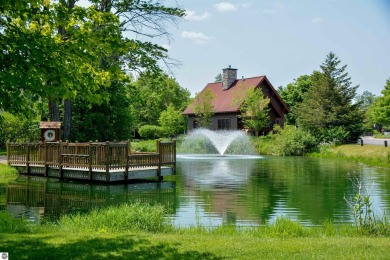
63;99;72;140
48;100;60;121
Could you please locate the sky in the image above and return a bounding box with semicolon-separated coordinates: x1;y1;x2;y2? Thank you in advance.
152;0;390;97
77;0;390;97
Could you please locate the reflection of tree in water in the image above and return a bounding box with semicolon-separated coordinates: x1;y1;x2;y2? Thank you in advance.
4;176;177;222
177;157;389;225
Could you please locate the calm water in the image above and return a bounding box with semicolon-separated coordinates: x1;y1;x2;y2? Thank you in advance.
1;156;390;226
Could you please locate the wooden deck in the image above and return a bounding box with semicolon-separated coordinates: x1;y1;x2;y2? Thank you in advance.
6;140;176;182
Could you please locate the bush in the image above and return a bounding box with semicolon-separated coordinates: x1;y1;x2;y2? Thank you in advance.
138;125;164;139
254;125;317;156
0;112;40;149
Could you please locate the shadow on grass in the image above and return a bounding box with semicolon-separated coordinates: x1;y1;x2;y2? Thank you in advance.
1;234;224;259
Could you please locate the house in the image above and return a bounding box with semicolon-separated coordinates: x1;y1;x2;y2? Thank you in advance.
182;66;289;133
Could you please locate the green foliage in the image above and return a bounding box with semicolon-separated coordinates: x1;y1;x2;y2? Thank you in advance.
130;139;157;152
192;88;216;128
0;112;40;149
159;104;186;138
296;53;364;141
269;217;307;237
370;78;390;126
239;87;270;136
0;212;31;233
318;126;350;144
69;81;136;142
131;73;191;127
278;75;312;125
345;178;390;236
254;125;317;156
57;202;172;233
214;73;222;82
139;125;164;139
0;1;185;138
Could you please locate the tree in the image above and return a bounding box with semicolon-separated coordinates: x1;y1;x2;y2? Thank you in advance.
0;0;185;139
214;73;222;82
370;78;390;126
355;91;376;111
131;72;190;127
239;87;270;136
278;75;312;125
296;53;364;141
159;104;186;138
192;88;216;128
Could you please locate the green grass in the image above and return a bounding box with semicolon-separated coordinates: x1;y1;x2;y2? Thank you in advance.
0;164;18;184
310;144;390;167
1;204;390;259
0;150;6;155
1;223;390;259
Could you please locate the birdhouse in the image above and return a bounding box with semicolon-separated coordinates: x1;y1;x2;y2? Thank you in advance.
40;121;61;142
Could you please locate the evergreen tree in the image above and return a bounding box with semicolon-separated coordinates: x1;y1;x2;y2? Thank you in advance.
297;53;364;141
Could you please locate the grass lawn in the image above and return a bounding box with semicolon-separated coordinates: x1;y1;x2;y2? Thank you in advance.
311;144;390;168
1;230;390;259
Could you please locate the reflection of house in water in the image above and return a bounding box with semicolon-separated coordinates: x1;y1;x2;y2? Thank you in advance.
4;175;177;222
177;158;271;225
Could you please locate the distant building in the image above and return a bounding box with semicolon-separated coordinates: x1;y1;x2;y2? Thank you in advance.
182;66;289;133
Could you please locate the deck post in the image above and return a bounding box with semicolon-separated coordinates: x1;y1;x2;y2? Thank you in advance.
173;140;176;173
44;141;48;176
125;141;129;180
6;141;10;165
58;140;63;179
26;142;30;174
157;140;162;180
88;142;93;181
105;141;110;182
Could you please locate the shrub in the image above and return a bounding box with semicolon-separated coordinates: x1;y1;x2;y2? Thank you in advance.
254;125;317;156
138;125;164;139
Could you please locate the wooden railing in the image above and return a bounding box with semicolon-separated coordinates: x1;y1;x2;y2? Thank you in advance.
7;140;176;181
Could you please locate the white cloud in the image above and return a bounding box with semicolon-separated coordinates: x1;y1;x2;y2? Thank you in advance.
214;2;238;12
181;31;213;44
185;10;210;21
312;17;322;23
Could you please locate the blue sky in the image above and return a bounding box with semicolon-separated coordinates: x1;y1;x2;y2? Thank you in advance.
77;0;390;97
154;0;390;97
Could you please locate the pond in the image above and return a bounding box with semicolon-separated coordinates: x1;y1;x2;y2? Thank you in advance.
1;156;390;227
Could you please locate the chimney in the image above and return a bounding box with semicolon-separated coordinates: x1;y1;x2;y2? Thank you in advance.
222;65;237;90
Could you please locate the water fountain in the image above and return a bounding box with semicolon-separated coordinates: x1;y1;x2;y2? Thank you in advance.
178;128;261;160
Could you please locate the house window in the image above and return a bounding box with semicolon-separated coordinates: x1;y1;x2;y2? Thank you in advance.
218;119;231;130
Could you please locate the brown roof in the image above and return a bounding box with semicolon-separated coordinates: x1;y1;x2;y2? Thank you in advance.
183;76;288;115
40;121;61;129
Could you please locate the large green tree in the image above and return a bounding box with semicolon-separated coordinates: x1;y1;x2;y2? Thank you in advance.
369;78;390;127
131;72;191;127
296;53;364;141
278;75;312;125
0;0;185;140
